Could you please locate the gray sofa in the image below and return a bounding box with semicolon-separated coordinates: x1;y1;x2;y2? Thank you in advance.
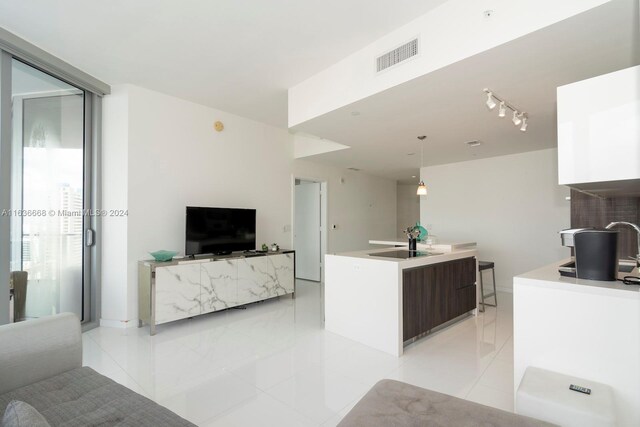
0;313;195;427
338;379;555;427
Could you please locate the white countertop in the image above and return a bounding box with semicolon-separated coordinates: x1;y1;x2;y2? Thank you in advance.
330;246;478;269
369;238;476;252
515;258;640;299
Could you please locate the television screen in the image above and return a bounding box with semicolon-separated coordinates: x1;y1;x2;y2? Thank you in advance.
186;206;256;255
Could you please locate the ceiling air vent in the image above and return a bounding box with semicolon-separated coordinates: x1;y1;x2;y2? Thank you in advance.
376;38;418;73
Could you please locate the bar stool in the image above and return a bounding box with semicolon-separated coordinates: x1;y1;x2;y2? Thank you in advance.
478;261;497;312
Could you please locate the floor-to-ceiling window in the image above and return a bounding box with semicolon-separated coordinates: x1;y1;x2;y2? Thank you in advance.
10;59;86;320
0;35;106;327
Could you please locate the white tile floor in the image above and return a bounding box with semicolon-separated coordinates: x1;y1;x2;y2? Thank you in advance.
83;280;514;426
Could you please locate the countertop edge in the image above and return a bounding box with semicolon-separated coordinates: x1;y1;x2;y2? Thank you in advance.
515;258;640;299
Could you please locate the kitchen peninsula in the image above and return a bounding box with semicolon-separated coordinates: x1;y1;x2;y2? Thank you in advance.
325;246;479;356
514;260;640;426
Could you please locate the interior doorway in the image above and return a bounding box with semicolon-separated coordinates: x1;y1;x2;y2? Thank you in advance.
293;178;327;282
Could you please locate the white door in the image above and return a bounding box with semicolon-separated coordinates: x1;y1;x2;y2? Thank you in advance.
295;181;321;281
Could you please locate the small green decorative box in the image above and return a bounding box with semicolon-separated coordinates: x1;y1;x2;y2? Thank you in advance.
149;250;178;262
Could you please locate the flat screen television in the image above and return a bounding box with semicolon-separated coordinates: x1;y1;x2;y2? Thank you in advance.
185;206;256;255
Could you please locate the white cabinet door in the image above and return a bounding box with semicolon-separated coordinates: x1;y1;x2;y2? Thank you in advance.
201;259;237;314
558;65;640;187
266;253;295;296
155;264;201;324
237;256;269;304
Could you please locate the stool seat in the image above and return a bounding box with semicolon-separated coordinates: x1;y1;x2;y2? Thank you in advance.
479;261;494;271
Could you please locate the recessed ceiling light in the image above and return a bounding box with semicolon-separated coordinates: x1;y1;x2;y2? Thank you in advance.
411;175;416;178
465;140;482;147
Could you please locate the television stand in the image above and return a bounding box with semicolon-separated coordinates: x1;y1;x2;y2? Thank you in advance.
138;250;296;335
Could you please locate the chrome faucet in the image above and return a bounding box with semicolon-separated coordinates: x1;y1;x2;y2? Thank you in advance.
605;221;640;268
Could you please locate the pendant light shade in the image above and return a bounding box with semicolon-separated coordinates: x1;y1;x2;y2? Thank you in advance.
416;136;427;196
416;181;427;195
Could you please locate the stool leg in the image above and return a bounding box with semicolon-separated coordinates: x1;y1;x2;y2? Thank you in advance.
479;269;485;313
492;267;497;307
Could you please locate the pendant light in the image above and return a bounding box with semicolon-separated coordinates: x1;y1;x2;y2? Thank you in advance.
416;136;427;196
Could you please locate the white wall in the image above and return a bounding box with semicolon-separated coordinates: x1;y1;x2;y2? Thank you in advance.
101;86;129;325
293;159;397;254
397;184;420;233
420;148;570;291
288;0;610;126
101;84;397;326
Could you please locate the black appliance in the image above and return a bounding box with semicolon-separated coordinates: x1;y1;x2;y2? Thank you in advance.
185;207;256;255
370;250;443;259
574;229;618;281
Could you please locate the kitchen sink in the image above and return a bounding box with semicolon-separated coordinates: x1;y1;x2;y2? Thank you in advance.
619;263;637;273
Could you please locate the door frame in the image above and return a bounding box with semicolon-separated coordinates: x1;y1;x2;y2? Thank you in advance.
0;53;102;328
291;175;328;283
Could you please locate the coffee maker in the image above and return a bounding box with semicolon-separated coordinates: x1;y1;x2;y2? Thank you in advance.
559;229;618;281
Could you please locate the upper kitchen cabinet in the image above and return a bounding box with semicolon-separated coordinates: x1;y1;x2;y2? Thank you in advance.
557;65;640;197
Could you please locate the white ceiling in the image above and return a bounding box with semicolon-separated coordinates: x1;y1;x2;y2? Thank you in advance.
291;0;640;183
0;0;448;127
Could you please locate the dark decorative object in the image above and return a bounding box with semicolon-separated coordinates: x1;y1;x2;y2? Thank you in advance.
408;238;417;251
403;225;421;251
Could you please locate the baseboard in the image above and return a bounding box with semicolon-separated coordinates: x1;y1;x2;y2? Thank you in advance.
99;318;135;329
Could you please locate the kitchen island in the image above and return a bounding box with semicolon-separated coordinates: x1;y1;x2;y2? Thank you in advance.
369;238;477;252
325;246;479;356
514;259;640;426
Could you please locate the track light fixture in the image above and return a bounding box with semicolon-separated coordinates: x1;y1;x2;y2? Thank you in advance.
483;88;528;132
498;102;506;118
485;92;497;110
512;111;522;126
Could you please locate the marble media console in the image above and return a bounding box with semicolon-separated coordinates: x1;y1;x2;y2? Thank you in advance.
138;251;295;335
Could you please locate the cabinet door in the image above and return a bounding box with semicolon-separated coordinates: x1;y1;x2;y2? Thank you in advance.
201;259;237;314
442;257;476;319
403;265;436;341
266;253;295;296
237;256;269;304
155;264;201;324
402;257;477;340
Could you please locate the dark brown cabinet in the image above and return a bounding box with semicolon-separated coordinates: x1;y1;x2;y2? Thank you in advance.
402;257;476;341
